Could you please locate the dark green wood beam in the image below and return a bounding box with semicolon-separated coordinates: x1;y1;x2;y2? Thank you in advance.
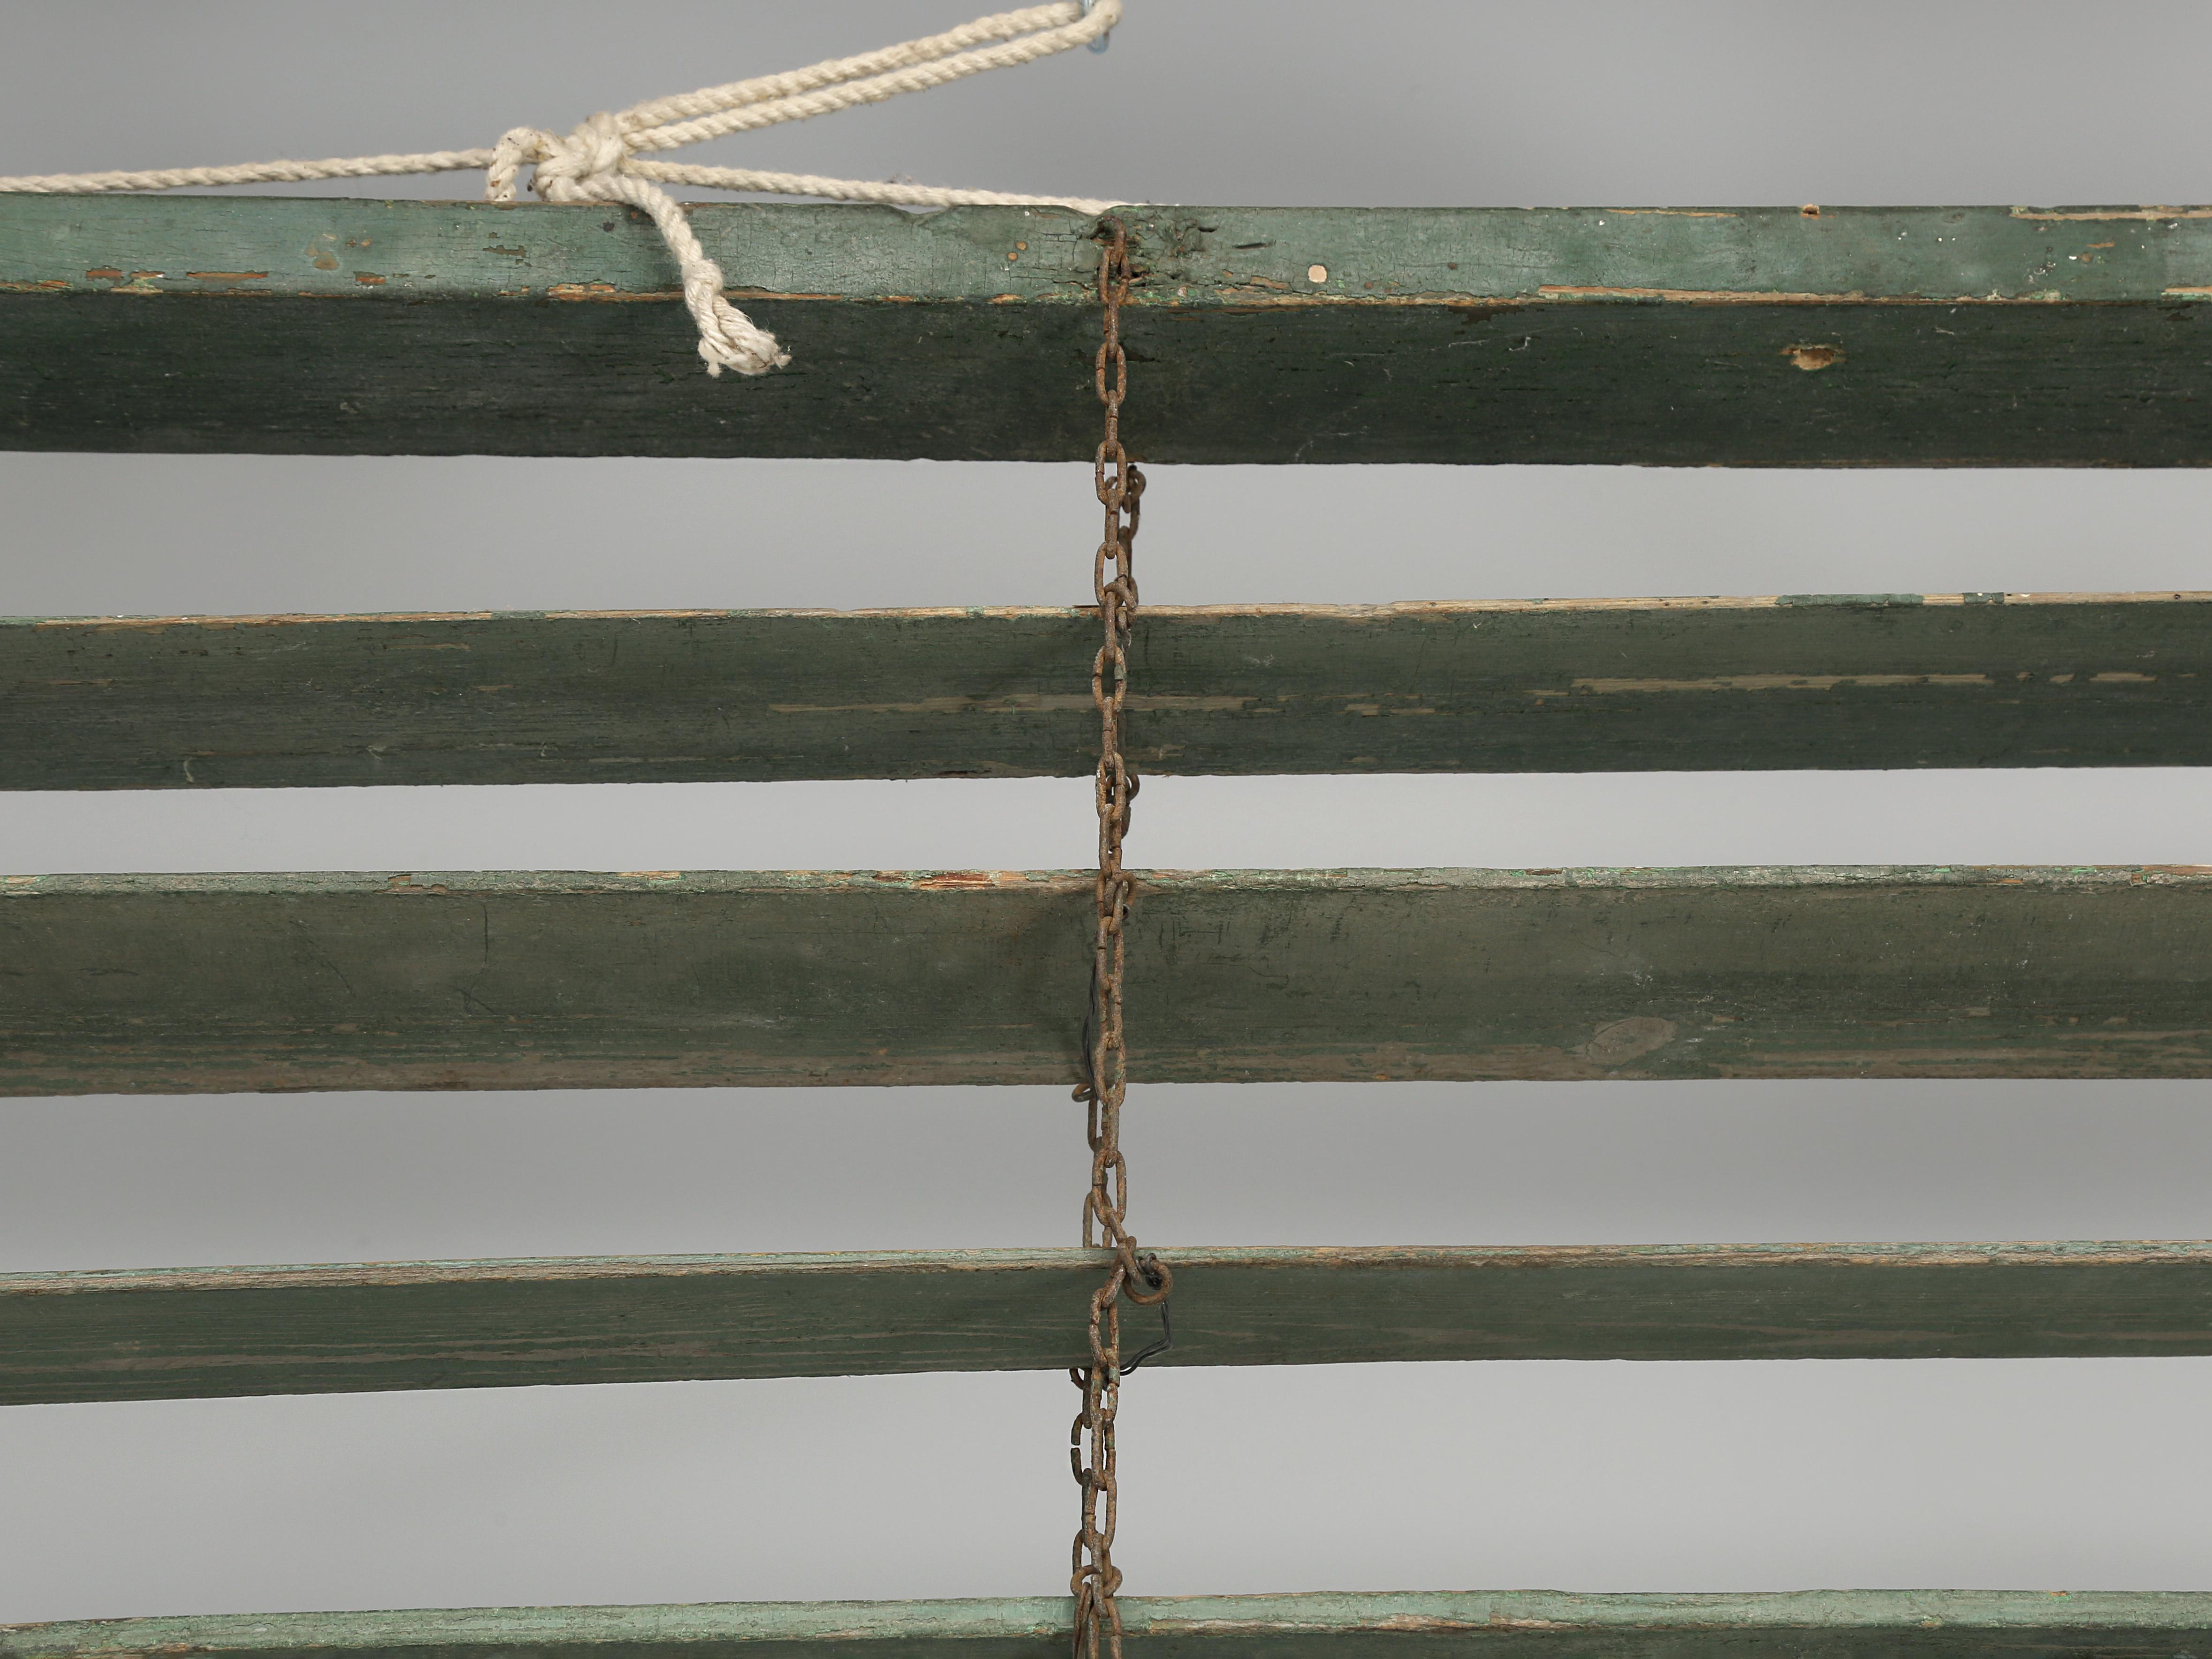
5;866;2208;1096
13;1592;2212;1659
6;199;2212;463
8;1240;2212;1404
10;592;2208;789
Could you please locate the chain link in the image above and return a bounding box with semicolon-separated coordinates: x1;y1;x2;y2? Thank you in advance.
1070;216;1172;1659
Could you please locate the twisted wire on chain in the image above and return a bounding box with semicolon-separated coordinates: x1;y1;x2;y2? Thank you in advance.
1069;217;1171;1659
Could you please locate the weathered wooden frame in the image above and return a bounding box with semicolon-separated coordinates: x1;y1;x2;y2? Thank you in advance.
8;593;2207;789
9;1241;2212;1406
15;1591;2212;1659
6;199;2212;464
5;865;2208;1095
7;193;2212;1651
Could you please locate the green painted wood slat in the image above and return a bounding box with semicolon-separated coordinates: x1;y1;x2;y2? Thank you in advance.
10;592;2208;789
8;1241;2212;1404
7;200;2212;463
2;866;2208;1096
13;1592;2212;1659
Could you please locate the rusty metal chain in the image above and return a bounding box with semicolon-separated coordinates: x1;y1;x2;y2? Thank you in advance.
1069;216;1172;1659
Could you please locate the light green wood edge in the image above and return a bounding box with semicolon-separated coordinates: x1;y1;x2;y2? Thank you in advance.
14;864;2202;894
25;1238;2212;1295
10;1591;2212;1659
7;198;2212;304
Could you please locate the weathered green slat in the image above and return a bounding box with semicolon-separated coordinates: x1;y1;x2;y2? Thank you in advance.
11;592;2208;790
6;199;2212;463
4;866;2206;1096
8;1240;2212;1404
14;1593;2212;1659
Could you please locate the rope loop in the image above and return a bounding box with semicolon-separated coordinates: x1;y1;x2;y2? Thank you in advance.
485;129;551;203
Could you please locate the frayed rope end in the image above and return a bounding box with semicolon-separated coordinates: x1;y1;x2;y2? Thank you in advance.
688;284;791;378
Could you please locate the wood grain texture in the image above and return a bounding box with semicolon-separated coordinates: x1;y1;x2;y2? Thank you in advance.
12;1593;2212;1659
10;593;2208;790
5;866;2208;1096
6;199;2212;463
8;1241;2212;1403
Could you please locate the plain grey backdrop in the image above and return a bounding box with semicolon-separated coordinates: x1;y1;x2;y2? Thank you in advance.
5;0;2212;1626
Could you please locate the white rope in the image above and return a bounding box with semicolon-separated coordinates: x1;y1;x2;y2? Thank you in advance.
0;1;1128;377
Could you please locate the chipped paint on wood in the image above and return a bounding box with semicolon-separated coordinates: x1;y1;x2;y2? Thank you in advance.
7;1240;2212;1403
1;866;2208;1096
3;200;2211;462
6;593;2206;790
11;1591;2212;1659
7;200;2208;305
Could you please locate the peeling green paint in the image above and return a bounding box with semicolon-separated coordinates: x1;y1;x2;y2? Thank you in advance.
7;594;2208;788
2;866;2208;1095
5;200;2211;461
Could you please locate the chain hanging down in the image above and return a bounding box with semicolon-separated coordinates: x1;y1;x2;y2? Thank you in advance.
1069;218;1172;1659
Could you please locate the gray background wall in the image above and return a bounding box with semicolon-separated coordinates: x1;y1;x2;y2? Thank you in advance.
4;0;2211;1626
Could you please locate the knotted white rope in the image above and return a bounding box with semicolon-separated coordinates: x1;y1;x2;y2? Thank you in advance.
0;2;1128;376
